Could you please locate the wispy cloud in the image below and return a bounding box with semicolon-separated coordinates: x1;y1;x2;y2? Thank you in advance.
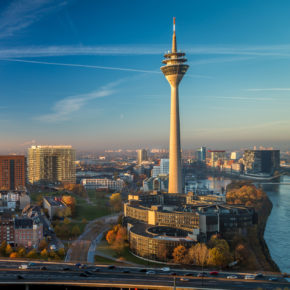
2;43;290;58
35;85;115;123
190;56;254;65
0;0;67;39
246;88;290;92
216;96;274;101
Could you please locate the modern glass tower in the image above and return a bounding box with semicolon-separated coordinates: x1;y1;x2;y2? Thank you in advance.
161;18;189;194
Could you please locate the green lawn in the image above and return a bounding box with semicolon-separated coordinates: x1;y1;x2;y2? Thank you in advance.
74;204;110;221
96;240;163;267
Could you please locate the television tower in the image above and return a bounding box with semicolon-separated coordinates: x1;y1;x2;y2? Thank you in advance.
161;18;189;194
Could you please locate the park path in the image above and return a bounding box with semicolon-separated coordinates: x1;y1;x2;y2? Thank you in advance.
65;213;118;263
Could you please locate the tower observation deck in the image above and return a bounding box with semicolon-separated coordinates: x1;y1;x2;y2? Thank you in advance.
161;18;189;194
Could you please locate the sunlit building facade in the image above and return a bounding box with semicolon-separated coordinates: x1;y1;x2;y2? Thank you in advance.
28;145;76;184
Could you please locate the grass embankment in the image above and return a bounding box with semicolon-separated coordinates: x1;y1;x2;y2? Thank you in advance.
96;240;162;267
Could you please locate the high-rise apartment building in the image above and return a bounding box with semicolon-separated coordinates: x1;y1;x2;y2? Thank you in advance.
208;150;226;167
161;18;188;194
243;150;280;175
0;155;26;190
28;145;76;184
137;149;148;165
195;147;206;162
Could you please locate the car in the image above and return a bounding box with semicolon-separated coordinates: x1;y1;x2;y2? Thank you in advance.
210;271;219;275
269;277;278;281
227;275;238;279
170;272;177;276
28;262;36;266
184;273;193;276
79;264;87;269
180;277;189;282
62;267;70;271
40;266;47;270
244;274;255;280
84;270;92;275
75;263;81;268
139;268;147;272
107;265;115;270
19;264;28;270
79;272;89;277
146;270;156;275
197;272;207;277
255;273;264;278
161;267;170;272
122;270;130;273
93;268;100;272
17;275;24;280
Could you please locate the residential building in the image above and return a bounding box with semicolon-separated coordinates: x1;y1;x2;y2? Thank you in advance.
81;178;125;191
43;196;68;219
137;149;148;165
28;145;76;185
0;156;25;191
0;214;14;244
14;217;43;248
0;191;30;212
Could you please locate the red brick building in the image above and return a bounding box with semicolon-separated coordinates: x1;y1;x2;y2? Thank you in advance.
0;214;14;244
0;156;25;190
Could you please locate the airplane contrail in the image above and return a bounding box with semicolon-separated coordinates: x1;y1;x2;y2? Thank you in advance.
0;58;161;74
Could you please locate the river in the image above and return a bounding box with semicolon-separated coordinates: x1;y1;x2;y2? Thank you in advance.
201;176;290;273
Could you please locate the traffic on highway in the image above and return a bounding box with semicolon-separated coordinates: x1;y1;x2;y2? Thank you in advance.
0;259;287;289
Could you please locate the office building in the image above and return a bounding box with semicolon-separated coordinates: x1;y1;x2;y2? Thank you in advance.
81;178;125;191
137;149;148;165
209;150;226;167
0;156;25;191
161;18;189;193
152;159;169;177
243;150;280;175
28;145;76;184
195;147;206;162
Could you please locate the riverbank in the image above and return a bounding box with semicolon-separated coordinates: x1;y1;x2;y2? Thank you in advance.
226;181;280;272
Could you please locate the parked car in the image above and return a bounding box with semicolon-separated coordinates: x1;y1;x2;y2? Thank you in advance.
210;271;219;275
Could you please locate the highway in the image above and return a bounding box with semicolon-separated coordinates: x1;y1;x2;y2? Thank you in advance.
0;260;289;289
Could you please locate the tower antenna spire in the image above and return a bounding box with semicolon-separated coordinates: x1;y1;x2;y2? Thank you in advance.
172;17;177;53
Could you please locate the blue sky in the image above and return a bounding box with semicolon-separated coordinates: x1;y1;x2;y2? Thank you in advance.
1;0;290;153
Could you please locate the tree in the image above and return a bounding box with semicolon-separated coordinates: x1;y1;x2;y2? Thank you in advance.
26;249;38;259
40;248;48;258
58;248;65;258
71;225;81;237
10;252;18;258
109;193;122;212
112;227;127;253
17;247;26;257
38;239;48;251
63;217;71;225
188;243;209;266
156;244;168;261
0;241;7;256
172;245;187;264
106;230;116;245
5;244;13;256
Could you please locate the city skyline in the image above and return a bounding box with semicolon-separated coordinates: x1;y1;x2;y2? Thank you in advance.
2;0;290;153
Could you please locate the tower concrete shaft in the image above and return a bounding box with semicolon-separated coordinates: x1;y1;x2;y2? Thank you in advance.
161;18;188;194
